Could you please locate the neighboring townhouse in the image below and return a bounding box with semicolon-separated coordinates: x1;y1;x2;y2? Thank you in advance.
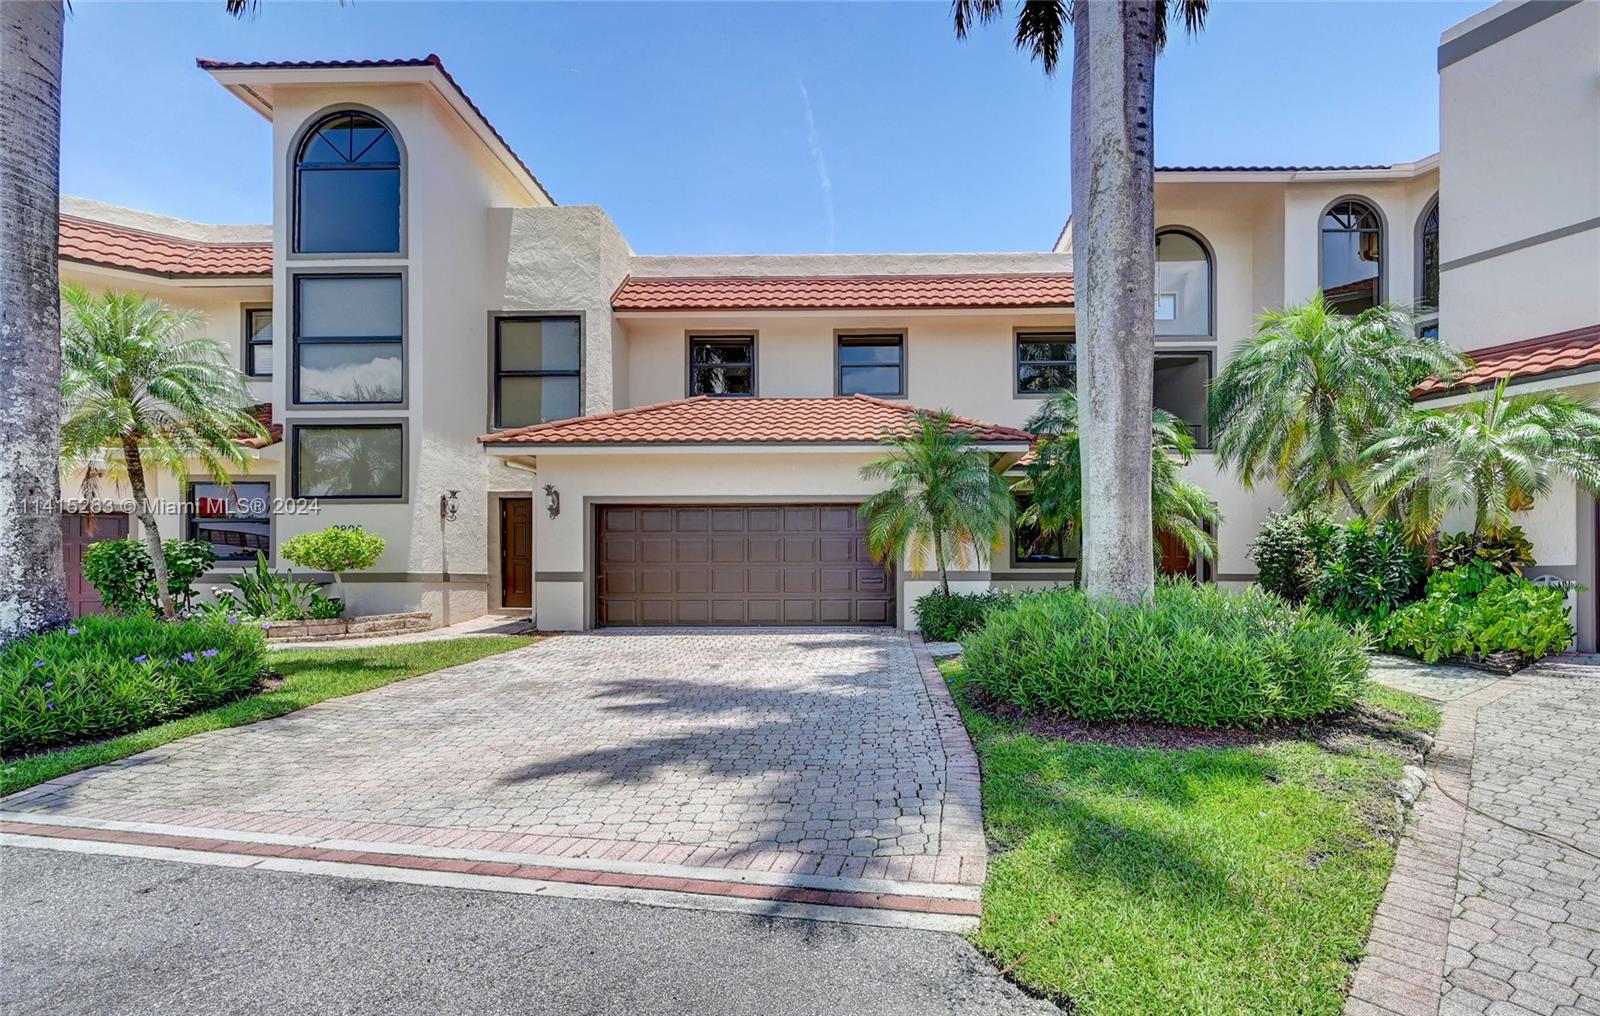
54;0;1599;648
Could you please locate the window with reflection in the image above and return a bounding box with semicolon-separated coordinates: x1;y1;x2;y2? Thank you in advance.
293;274;403;404
1012;491;1078;565
1016;332;1075;394
494;316;581;427
689;335;755;396
187;481;271;561
1418;198;1440;332
293;424;405;500
244;307;273;378
1321;199;1383;315
1155;230;1212;336
836;334;904;397
1153;351;1212;448
295;111;401;254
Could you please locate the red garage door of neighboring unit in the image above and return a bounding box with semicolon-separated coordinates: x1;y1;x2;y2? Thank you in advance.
596;504;894;627
62;512;129;618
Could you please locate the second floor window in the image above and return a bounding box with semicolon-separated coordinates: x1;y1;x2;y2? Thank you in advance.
689;335;755;396
1016;332;1076;394
244;307;272;378
1153;351;1212;449
837;333;904;397
494;316;581;428
1418;198;1440;337
295;110;402;255
1321;199;1383;315
293;274;403;405
1156;229;1212;337
187;480;271;562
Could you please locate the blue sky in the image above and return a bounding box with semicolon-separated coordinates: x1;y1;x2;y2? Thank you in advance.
62;1;1481;254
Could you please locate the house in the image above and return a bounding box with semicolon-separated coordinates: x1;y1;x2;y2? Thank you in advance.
56;0;1599;649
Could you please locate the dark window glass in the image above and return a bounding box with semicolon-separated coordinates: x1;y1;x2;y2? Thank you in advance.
294;275;403;404
293;425;404;499
187;481;271;561
1419;200;1440;315
1156;230;1212;336
495;316;582;428
1016;332;1076;393
1012;492;1078;564
294;111;401;254
1321;199;1383;315
244;307;273;378
837;334;904;397
1153;352;1212;448
689;336;755;396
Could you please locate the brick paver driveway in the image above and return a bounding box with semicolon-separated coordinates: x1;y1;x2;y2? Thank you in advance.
3;632;985;889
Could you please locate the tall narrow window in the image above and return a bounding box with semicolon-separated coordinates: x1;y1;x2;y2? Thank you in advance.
293;274;404;405
244;307;273;379
836;333;904;397
494;316;581;428
1418;198;1440;337
1153;351;1213;448
1321;199;1383;315
689;335;755;396
295;110;401;254
1016;332;1075;394
1155;230;1212;337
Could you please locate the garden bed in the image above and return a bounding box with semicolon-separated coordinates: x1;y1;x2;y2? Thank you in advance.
261;611;433;642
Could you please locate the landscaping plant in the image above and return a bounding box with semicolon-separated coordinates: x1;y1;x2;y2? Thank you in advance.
1247;507;1331;604
0;614;266;754
1382;564;1573;665
1434;527;1535;576
279;525;386;605
962;581;1368;729
216;552;327;621
1308;518;1425;627
914;589;1015;642
82;538;218;615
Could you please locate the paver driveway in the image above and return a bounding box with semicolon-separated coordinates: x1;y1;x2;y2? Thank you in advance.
2;631;985;891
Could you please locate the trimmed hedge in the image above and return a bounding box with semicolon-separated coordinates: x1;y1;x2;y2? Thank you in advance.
914;590;1015;641
962;582;1368;729
1;615;267;755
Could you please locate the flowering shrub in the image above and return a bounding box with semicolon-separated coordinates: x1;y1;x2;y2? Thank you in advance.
0;615;267;754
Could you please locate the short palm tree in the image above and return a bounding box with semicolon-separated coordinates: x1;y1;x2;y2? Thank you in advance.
1209;295;1467;516
1020;390;1220;584
59;285;266;618
1362;380;1600;542
859;412;1013;595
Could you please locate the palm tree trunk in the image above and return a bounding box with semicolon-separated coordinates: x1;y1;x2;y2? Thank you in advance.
1336;477;1369;519
122;440;176;619
0;1;69;641
933;530;950;596
1072;0;1159;604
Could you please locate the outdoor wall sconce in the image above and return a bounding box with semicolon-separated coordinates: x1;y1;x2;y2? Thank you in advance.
439;489;460;522
543;483;560;519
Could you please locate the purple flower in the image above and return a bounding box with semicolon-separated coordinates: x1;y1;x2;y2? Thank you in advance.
227;616;240;625
261;622;272;630
180;652;196;664
66;626;79;635
44;681;53;689
32;660;46;669
133;654;148;665
45;703;55;711
202;649;219;658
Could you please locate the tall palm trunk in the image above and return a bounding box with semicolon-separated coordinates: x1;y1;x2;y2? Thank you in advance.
122;439;177;619
1071;0;1159;603
0;1;68;641
933;529;950;595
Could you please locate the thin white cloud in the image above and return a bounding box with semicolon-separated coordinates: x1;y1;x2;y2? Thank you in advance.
799;78;835;251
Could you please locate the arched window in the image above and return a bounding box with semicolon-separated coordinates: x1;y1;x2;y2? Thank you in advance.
1417;198;1440;335
1155;229;1212;337
294;111;401;254
1320;199;1383;315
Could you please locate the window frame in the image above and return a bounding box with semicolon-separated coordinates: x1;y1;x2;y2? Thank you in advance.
1415;195;1441;332
289;420;408;503
1152;348;1216;450
184;476;274;566
290;271;407;409
242;304;273;380
1318;195;1387;313
490;313;584;430
1009;489;1078;569
290;106;406;259
686;332;758;398
1154;226;1216;339
834;330;906;399
1014;329;1077;397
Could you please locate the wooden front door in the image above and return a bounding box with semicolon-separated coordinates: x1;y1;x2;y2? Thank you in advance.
500;498;534;608
62;511;129;617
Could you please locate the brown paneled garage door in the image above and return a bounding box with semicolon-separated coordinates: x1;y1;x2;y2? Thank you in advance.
596;504;894;627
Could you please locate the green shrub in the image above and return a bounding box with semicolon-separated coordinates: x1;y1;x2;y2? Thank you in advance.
0;615;267;754
308;592;345;620
82;538;218;615
1309;519;1424;626
914;590;1015;641
1382;566;1573;664
280;525;386;577
1435;527;1535;576
1248;508;1330;603
962;581;1368;729
222;552;326;621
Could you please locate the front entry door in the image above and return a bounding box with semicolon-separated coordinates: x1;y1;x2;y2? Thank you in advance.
500;498;533;609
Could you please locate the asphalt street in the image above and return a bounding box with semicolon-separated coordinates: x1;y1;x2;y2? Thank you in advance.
0;847;1057;1016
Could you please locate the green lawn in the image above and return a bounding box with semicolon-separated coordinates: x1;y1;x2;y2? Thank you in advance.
2;636;538;797
943;659;1435;1016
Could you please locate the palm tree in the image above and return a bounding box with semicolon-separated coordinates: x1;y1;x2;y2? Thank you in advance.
859;411;1014;595
953;0;1208;604
1019;390;1220;584
1;1;68;642
59;286;266;618
1362;380;1600;543
1209;296;1467;516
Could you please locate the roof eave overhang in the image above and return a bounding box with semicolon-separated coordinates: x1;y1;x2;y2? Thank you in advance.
1156;155;1440;185
61;257;271;287
1413;364;1600;404
612;305;1073;318
483;440;1032;455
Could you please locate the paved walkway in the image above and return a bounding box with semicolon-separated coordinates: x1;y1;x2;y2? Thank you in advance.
1349;656;1600;1016
2;631;985;926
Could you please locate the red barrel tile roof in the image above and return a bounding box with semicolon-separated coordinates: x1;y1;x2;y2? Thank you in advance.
236;403;282;449
60;216;271;278
1414;323;1600;397
481;395;1034;446
611;273;1073;312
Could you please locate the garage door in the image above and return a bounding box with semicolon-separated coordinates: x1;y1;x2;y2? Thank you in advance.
597;504;894;627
